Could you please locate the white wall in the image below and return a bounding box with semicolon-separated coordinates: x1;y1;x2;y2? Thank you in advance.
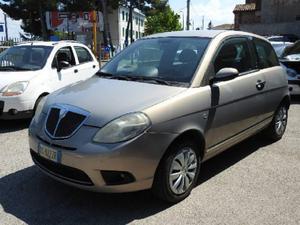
108;6;145;50
0;9;23;39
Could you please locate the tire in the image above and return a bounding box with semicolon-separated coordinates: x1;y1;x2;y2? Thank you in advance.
264;104;288;141
152;139;201;203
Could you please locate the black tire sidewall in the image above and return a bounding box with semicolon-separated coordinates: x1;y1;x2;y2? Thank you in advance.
153;139;201;203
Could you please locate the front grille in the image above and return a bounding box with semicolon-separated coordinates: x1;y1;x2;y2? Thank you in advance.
45;106;88;139
31;150;93;186
0;101;4;115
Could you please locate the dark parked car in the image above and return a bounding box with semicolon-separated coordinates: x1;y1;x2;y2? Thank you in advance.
272;41;300;95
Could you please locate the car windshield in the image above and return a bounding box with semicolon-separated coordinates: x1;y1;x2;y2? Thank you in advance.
100;37;211;86
0;45;53;71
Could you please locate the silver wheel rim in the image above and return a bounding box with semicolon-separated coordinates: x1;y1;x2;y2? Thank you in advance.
275;106;287;136
169;148;198;195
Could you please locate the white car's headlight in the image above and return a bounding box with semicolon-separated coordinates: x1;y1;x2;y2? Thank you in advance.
93;112;151;144
33;96;48;123
1;81;29;96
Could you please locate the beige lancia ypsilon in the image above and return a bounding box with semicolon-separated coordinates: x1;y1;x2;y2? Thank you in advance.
29;30;290;203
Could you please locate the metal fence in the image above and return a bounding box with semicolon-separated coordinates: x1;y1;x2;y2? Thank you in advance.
0;37;24;53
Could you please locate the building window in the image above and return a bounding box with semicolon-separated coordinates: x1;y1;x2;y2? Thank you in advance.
136;17;138;25
122;27;125;37
126;12;128;22
136;31;138;38
141;20;144;27
122;11;125;21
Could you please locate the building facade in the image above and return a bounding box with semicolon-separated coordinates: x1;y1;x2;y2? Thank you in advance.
234;0;300;37
108;6;145;51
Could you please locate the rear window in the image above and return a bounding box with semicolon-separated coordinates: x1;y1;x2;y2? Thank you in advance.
253;38;279;69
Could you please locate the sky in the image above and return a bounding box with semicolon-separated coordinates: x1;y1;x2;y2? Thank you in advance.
169;0;245;29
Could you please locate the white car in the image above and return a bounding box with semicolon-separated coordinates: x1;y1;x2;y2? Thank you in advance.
0;41;99;120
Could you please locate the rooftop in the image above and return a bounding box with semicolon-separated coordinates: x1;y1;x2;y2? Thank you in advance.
144;30;226;39
233;3;257;12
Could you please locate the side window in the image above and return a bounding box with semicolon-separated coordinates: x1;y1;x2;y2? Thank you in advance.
74;46;93;64
52;47;76;68
253;38;279;69
214;38;255;74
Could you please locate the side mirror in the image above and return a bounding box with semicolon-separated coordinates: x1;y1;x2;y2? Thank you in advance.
57;60;70;72
212;68;239;83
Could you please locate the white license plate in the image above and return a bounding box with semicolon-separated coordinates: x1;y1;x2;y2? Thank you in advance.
38;144;61;163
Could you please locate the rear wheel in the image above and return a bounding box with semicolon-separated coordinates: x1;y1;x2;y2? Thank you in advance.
152;139;201;203
264;104;288;141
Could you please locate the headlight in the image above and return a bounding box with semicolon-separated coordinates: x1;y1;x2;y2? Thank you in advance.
93;112;151;144
1;81;29;96
33;96;48;123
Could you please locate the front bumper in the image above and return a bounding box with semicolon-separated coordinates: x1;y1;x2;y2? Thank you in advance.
0;96;35;119
29;117;176;193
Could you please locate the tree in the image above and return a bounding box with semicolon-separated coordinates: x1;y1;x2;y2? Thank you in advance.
0;0;59;40
145;5;181;35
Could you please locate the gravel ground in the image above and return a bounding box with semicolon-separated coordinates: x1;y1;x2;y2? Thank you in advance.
0;98;299;225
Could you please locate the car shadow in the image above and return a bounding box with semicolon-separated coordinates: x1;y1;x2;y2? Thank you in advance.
0;134;274;225
0;119;31;134
291;95;300;104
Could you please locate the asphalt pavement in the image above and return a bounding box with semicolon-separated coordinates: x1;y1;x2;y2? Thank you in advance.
0;97;299;225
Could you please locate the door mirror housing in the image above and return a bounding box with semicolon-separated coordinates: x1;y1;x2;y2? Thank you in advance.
212;68;239;83
57;60;70;72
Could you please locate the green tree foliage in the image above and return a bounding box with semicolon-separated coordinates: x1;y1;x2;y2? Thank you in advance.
145;5;181;35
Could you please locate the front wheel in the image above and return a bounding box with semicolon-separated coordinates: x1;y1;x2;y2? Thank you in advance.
152;139;201;203
264;104;288;141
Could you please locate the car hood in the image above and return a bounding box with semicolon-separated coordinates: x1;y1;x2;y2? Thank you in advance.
0;71;38;91
45;77;187;127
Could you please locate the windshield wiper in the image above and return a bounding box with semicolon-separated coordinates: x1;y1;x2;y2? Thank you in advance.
132;76;171;86
96;71;114;78
0;66;32;71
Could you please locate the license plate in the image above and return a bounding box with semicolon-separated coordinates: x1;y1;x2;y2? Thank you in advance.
38;144;61;163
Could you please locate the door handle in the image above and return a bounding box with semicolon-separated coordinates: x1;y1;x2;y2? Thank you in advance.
74;69;78;73
256;80;266;91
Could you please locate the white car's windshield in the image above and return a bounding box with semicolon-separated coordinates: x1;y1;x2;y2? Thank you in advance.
0;45;53;71
100;37;211;86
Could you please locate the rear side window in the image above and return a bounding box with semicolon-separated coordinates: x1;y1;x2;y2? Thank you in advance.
74;46;93;64
52;47;76;68
214;37;255;74
253;38;279;69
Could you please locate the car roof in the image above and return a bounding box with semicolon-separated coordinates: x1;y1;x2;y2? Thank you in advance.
15;40;86;47
143;30;266;41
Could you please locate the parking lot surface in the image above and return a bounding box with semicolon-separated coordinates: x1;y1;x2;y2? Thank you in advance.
0;98;299;225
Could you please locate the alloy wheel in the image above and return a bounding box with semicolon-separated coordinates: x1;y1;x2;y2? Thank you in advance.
275;106;288;136
169;148;198;195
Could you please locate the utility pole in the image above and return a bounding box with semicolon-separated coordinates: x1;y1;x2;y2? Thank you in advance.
4;13;8;41
186;0;190;30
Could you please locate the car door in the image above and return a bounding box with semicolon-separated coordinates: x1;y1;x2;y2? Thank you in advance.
51;46;80;90
205;36;267;149
251;37;284;119
73;46;99;80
